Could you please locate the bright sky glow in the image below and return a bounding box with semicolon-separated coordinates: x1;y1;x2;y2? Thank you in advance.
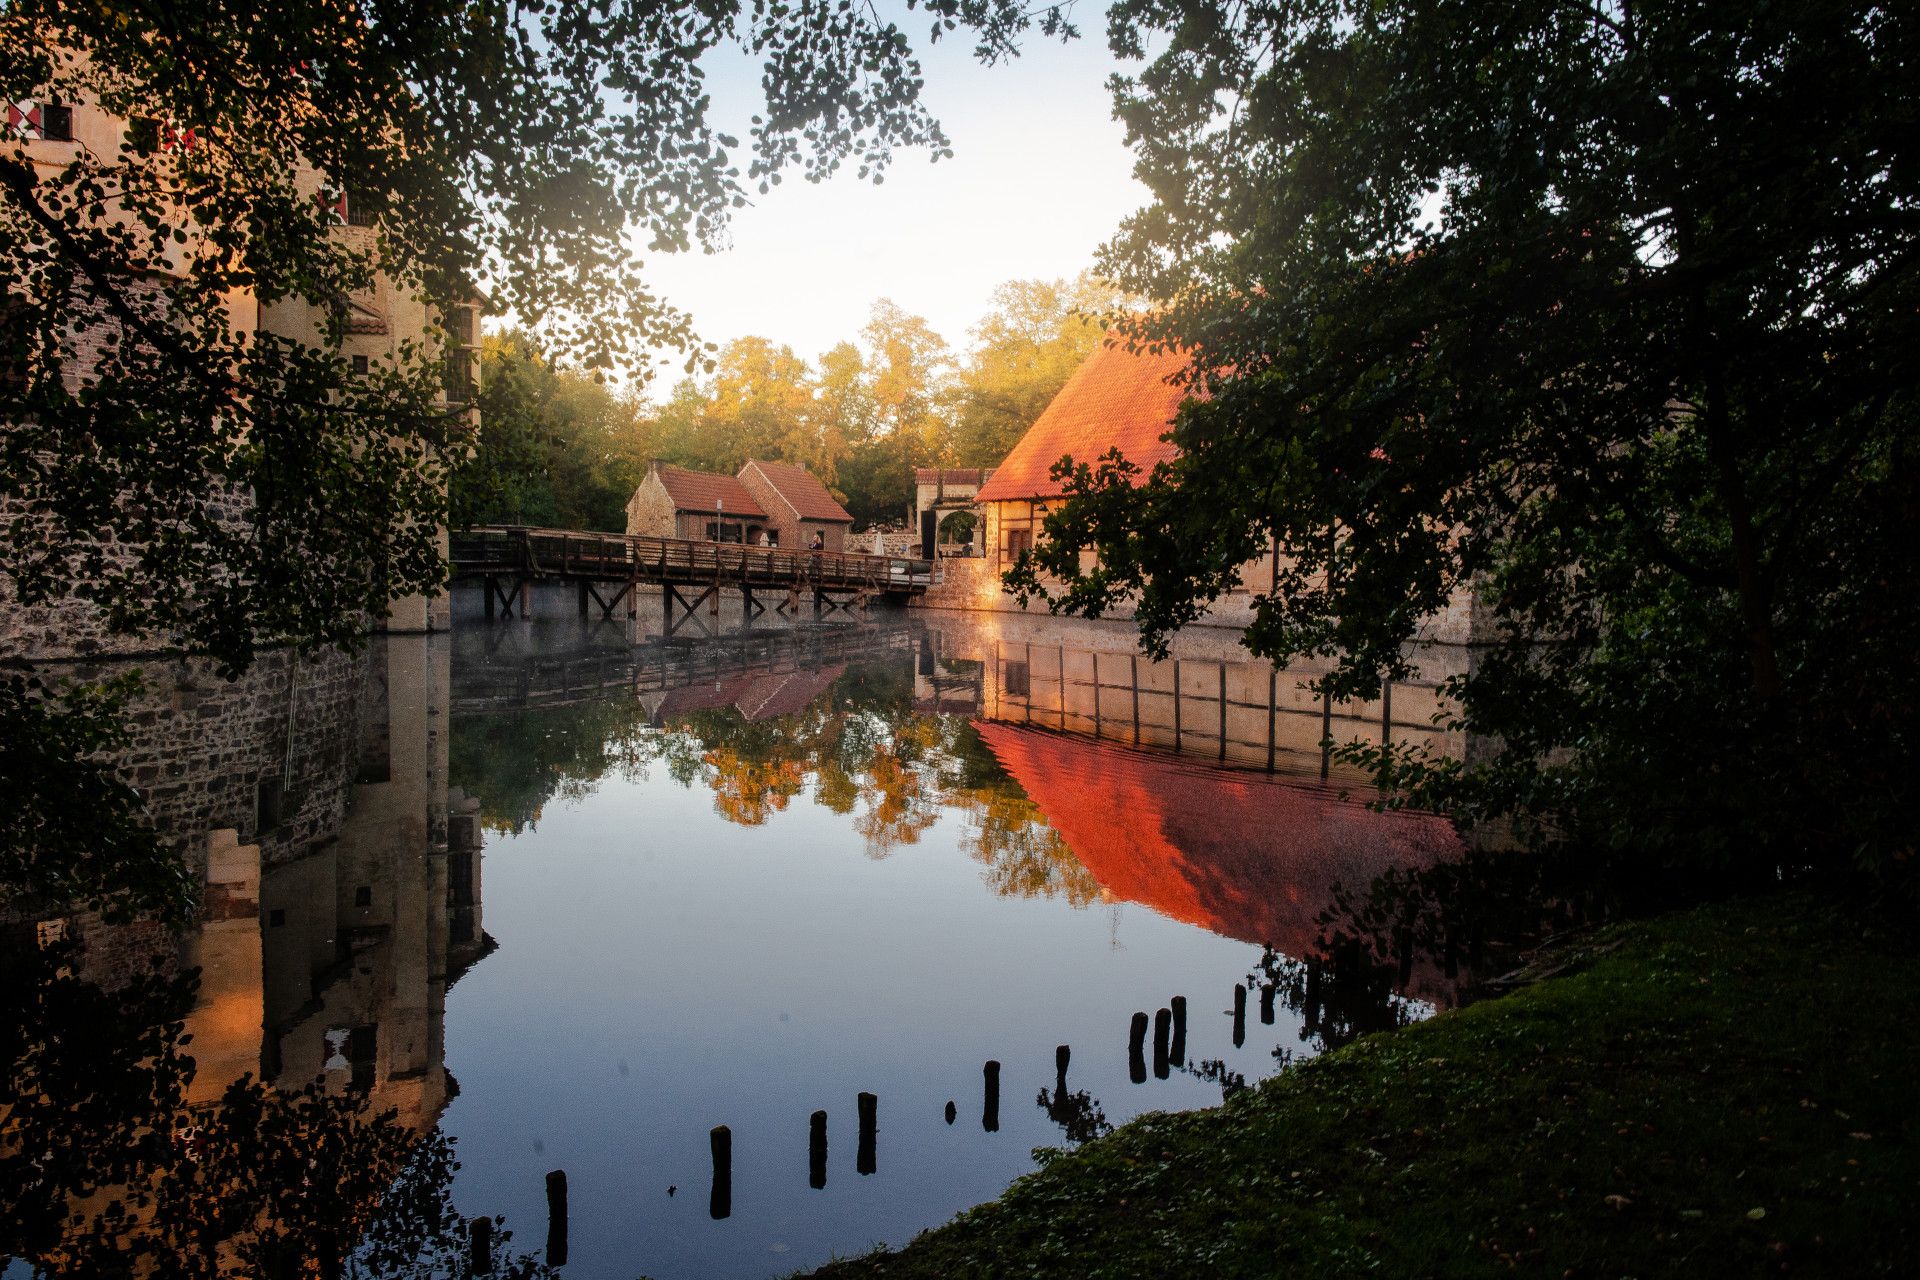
635;23;1147;388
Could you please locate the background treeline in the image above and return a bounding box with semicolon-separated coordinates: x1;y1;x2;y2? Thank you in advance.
451;274;1125;532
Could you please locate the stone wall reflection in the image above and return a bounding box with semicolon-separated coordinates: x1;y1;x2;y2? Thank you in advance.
2;635;499;1273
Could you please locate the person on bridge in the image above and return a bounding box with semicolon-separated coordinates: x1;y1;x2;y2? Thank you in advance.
809;531;824;553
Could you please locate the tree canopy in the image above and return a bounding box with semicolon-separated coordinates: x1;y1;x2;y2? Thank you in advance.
457;277;1124;533
0;1;1073;917
1017;0;1920;890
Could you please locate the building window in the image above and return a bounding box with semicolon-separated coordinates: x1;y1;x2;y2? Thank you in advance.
354;884;372;908
1003;661;1031;698
345;189;378;227
1005;528;1032;560
351;353;369;375
40;101;72;141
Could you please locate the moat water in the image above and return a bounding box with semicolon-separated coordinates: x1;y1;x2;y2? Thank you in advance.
3;602;1469;1279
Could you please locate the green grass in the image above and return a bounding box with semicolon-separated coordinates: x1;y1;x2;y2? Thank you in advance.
802;894;1917;1278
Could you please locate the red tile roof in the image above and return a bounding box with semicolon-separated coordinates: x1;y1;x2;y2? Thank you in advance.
741;460;854;523
734;665;846;720
975;339;1193;503
973;722;1460;977
652;463;767;519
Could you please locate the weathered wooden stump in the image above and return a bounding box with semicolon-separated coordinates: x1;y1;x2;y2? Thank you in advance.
809;1110;828;1190
710;1125;732;1220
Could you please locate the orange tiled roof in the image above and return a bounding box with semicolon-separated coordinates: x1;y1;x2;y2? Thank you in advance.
973;721;1460;969
734;665;846;720
974;338;1192;503
653;463;767;519
742;460;854;523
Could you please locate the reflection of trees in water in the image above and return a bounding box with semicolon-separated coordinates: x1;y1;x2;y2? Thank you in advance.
1249;943;1421;1058
960;787;1102;907
1239;845;1607;1058
2;941;554;1277
356;1130;556;1278
452;651;1102;901
1035;1085;1113;1144
449;698;657;835
1181;1057;1249;1100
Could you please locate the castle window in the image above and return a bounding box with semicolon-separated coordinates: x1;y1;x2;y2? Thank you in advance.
40;101;72;141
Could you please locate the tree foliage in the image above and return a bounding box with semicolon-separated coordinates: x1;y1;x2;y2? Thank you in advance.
1;0;1073;917
553;276;1127;531
1018;0;1920;890
948;275;1124;465
452;332;650;533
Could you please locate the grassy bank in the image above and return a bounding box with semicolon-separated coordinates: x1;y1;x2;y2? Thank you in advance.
805;894;1917;1278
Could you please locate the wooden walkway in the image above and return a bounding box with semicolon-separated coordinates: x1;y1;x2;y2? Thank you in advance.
450;526;938;623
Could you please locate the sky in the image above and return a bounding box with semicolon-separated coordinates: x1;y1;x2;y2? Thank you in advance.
633;16;1148;389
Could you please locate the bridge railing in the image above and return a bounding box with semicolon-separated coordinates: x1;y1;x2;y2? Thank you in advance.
450;525;939;591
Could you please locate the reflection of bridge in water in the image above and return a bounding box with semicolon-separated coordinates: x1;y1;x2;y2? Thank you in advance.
451;622;920;717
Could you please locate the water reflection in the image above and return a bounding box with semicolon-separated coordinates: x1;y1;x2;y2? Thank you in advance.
7;602;1496;1279
1;636;562;1277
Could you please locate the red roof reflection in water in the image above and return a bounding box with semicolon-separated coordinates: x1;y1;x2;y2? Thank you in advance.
974;722;1463;958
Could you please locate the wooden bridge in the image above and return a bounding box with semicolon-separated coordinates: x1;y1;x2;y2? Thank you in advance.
449;526;938;624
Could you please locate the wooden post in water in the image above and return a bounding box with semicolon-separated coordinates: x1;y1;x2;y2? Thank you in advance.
1304;959;1324;1037
1320;678;1333;780
809;1110;828;1190
1169;996;1187;1066
1172;659;1183;752
1128;1011;1149;1084
982;1060;1001;1132
709;1125;732;1220
1266;667;1278;772
1260;983;1277;1025
944;1100;957;1125
1218;664;1229;760
1131;654;1142;745
1055;1044;1071;1095
545;1169;569;1266
468;1216;494;1275
1152;1008;1171;1079
857;1092;878;1175
1233;983;1248;1048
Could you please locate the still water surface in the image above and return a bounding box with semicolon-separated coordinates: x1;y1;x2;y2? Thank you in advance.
3;606;1464;1278
440;611;1458;1277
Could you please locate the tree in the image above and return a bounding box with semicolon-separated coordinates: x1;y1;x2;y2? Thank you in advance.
947;273;1126;466
0;1;1073;917
1021;0;1920;890
453;331;652;532
836;299;953;524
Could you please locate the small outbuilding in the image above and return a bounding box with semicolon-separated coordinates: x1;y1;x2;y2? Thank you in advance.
735;459;854;552
625;460;769;543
